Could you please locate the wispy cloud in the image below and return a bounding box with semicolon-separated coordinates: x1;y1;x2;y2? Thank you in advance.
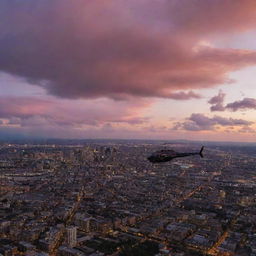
0;96;151;128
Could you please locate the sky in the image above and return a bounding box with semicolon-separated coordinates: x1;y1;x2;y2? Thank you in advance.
1;0;256;142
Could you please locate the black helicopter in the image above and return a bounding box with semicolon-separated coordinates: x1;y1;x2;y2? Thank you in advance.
147;146;204;163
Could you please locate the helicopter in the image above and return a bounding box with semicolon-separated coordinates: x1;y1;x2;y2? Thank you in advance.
147;146;204;163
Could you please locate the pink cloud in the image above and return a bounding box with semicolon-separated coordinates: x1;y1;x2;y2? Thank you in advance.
0;98;53;118
168;91;201;100
0;1;256;100
163;0;256;36
0;97;151;127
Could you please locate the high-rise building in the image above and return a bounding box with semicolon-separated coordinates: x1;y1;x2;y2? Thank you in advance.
66;226;77;248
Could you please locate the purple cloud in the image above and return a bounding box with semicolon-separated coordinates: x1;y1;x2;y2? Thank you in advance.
1;1;256;100
225;98;256;111
174;113;253;131
209;93;256;112
208;90;226;111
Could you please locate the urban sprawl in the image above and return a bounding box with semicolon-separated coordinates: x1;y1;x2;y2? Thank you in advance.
1;141;256;256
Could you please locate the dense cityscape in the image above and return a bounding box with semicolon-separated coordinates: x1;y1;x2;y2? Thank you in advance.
1;140;256;256
2;1;256;256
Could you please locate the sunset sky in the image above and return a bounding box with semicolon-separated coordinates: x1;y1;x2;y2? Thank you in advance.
1;0;256;141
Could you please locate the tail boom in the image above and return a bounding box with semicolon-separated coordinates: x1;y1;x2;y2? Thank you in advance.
199;146;204;158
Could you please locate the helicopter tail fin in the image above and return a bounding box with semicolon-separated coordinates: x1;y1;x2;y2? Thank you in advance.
199;146;204;158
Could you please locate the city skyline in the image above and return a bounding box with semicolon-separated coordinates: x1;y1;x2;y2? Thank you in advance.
1;0;256;142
